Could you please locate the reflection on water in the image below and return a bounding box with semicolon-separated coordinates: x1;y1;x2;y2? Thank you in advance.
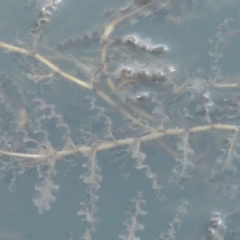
0;0;240;239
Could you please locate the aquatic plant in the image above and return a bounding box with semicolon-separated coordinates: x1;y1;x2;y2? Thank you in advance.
0;0;240;239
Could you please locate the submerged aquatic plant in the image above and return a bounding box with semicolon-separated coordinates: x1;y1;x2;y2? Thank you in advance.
0;0;240;239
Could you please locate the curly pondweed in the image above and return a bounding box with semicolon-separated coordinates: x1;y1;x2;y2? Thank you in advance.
0;0;240;239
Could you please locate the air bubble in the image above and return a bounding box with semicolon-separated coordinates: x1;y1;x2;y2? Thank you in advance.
136;92;151;101
150;45;167;53
139;44;148;50
120;67;134;78
139;70;151;78
125;36;137;44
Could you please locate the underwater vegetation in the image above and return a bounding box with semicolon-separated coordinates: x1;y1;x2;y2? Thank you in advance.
0;0;240;239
